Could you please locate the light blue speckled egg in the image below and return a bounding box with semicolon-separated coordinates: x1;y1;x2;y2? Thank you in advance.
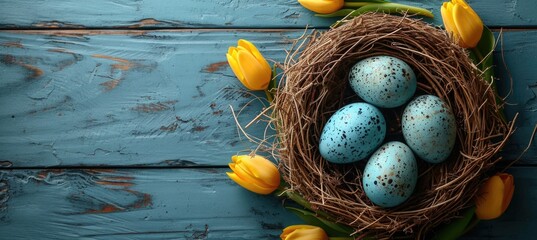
362;141;418;208
319;103;386;164
402;95;457;164
349;56;417;108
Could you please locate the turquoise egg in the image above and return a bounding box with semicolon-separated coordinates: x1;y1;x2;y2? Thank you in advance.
402;95;457;163
319;103;386;164
362;141;418;208
349;56;417;108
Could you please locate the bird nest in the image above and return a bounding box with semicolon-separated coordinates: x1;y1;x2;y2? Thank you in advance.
271;13;514;239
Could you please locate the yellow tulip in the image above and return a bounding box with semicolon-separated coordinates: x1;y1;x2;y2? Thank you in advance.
298;0;344;14
475;173;514;220
226;39;272;91
281;225;329;240
226;154;280;195
441;0;483;48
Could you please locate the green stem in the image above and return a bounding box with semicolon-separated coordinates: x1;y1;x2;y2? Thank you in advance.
470;48;485;69
285;190;312;209
343;2;370;8
470;46;506;121
343;0;393;8
346;0;388;2
332;3;433;28
461;217;481;236
320;3;433;20
264;89;273;102
352;3;434;18
275;186;333;220
316;9;355;18
470;46;494;85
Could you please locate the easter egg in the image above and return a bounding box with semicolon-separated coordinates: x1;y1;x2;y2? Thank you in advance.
362;141;418;208
402;95;457;163
319;103;386;164
349;56;417;108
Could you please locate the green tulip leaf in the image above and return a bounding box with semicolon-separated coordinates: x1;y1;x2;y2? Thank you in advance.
268;65;278;91
315;9;355;18
282;190;313;211
331;3;433;28
433;207;476;240
468;48;479;65
285;207;354;237
346;0;389;2
344;1;387;8
471;26;495;84
350;3;434;18
469;26;506;119
264;65;279;102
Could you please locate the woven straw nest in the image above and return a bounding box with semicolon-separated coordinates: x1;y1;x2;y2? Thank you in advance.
272;13;515;239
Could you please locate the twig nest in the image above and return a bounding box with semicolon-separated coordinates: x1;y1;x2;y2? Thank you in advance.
272;13;514;239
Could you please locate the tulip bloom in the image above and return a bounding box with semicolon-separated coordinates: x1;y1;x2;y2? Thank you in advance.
298;0;344;14
280;225;329;240
226;39;272;91
441;0;483;48
475;173;514;220
226;155;280;195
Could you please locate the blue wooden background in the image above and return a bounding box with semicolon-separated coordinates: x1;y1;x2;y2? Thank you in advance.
0;0;535;239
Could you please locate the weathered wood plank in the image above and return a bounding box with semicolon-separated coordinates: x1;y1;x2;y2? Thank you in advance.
0;167;534;239
0;30;535;167
0;0;535;29
0;168;300;239
496;30;537;162
0;30;290;167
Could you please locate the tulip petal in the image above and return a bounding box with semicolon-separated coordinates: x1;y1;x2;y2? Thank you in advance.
281;225;328;240
227;155;280;195
281;225;308;239
227;46;236;56
476;176;504;220
458;2;484;30
237;50;271;90
285;227;328;240
226;172;275;195
243;156;280;188
238;39;271;75
230;162;273;189
453;0;470;8
226;52;252;89
499;173;515;213
453;4;483;48
231;155;251;164
231;155;240;163
298;0;344;14
229;162;255;183
441;2;459;42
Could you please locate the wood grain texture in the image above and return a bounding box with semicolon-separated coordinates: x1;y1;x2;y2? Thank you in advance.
0;0;536;29
0;30;292;167
0;1;534;240
496;30;537;162
0;168;301;239
0;30;535;167
0;167;534;239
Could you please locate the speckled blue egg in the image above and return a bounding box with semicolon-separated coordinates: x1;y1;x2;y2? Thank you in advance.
362;141;418;208
349;56;417;108
402;95;457;164
319;103;386;164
